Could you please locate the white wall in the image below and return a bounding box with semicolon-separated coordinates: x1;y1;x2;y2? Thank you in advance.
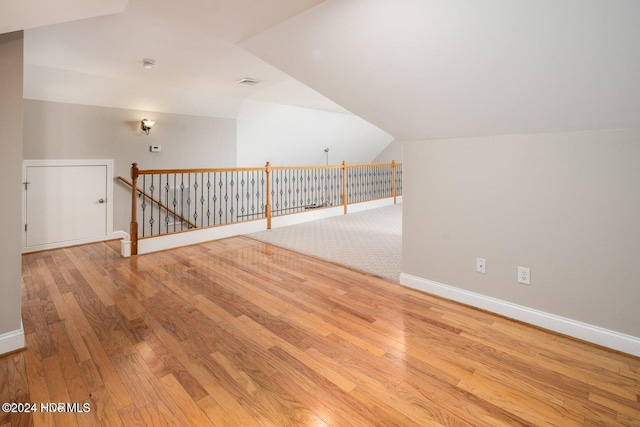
401;129;640;351
23;100;236;232
371;139;402;164
25;65;243;119
0;31;25;354
236;99;394;166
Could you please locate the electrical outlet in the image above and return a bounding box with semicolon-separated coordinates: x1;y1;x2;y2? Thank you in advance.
476;258;486;274
518;266;530;284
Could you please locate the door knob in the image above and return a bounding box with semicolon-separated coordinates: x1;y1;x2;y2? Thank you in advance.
99;199;105;203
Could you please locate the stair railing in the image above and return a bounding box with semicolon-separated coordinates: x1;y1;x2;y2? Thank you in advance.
125;161;401;255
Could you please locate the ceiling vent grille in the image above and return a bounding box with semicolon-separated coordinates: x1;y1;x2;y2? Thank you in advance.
236;77;262;86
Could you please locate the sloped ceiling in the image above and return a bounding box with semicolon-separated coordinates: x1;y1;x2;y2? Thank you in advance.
15;0;353;116
242;0;640;141
0;0;129;33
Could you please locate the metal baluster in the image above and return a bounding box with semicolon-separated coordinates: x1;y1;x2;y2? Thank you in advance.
148;175;154;236
141;175;146;237
224;171;228;224
206;173;211;226
231;171;237;223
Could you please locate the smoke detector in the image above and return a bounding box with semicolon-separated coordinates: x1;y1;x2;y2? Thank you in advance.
236;77;261;86
143;58;156;69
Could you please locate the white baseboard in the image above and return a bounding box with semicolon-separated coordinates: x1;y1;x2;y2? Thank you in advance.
138;220;268;255
347;197;400;213
399;273;640;357
0;327;25;356
112;230;129;240
271;198;401;228
271;206;344;228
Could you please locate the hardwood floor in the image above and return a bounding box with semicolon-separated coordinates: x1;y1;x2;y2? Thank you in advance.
2;237;639;426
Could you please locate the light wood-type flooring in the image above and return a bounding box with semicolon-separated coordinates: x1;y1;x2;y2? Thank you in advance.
2;236;639;426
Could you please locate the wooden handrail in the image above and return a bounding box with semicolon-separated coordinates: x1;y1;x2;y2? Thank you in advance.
262;162;402;171
118;176;198;229
127;160;402;255
137;166;265;175
135;163;402;175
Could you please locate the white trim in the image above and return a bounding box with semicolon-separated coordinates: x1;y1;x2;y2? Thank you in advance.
271;206;344;228
22;159;115;253
112;230;129;240
399;273;640;357
0;326;25;355
137;198;401;254
272;198;401;228
138;220;268;255
113;230;131;258
346;197;400;213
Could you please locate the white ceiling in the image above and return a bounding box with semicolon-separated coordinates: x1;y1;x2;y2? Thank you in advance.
0;0;128;34
13;0;352;116
8;0;640;141
243;0;640;141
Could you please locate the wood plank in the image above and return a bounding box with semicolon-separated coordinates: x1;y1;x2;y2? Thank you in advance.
4;238;638;427
62;293;134;410
201;381;268;427
23;334;53;427
157;374;214;427
77;359;125;427
457;369;584;426
41;355;80;427
196;395;241;427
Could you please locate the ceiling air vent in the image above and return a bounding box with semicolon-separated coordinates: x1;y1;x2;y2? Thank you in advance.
236;77;262;86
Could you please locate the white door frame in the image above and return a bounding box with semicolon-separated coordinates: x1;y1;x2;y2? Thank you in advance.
22;159;114;253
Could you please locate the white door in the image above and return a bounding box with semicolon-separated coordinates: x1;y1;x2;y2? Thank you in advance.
23;160;114;252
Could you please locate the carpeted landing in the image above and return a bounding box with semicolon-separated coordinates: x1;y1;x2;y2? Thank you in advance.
247;204;401;281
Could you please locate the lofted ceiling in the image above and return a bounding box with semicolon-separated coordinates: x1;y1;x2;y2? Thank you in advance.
0;0;128;34
6;0;640;141
8;0;353;116
243;0;640;141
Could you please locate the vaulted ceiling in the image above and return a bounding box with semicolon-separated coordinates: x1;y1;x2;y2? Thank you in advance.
8;0;348;117
243;0;640;141
4;0;640;141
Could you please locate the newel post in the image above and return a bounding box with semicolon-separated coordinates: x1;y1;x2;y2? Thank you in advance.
391;160;397;205
130;163;139;255
342;161;348;214
265;162;272;230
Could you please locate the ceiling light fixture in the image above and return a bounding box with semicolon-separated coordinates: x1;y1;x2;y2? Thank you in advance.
236;77;261;86
141;119;156;135
142;58;155;69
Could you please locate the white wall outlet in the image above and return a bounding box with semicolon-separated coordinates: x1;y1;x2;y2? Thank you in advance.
150;145;161;153
518;266;531;284
476;258;486;274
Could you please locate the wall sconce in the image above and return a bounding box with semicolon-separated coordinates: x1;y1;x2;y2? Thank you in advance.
141;119;156;135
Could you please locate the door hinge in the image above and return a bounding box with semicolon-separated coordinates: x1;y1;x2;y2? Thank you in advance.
23;182;30;190
25;224;28;232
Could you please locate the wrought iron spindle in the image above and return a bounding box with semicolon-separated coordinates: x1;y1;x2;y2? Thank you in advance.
148;175;155;236
206;173;211;226
141;175;147;237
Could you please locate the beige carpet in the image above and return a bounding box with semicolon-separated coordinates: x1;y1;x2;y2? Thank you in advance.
247;204;402;281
